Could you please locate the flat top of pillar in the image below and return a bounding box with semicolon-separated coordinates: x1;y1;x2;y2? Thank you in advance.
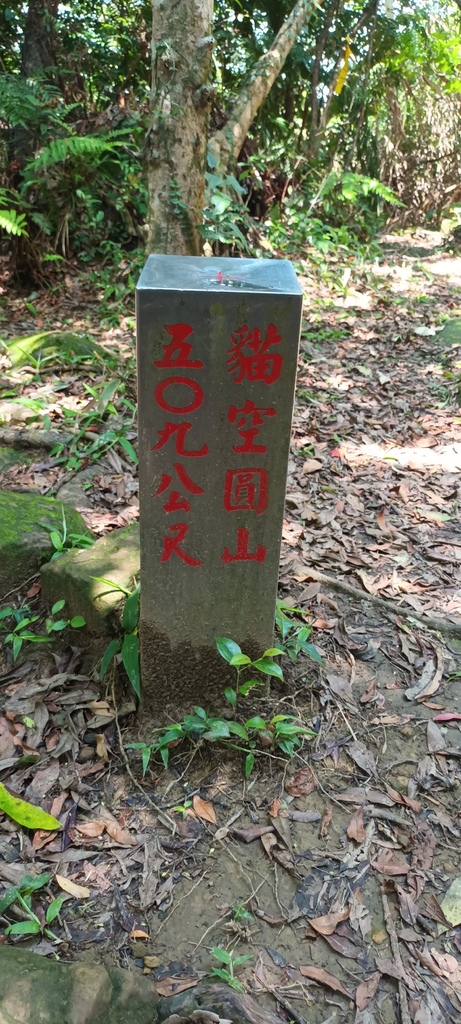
136;255;302;294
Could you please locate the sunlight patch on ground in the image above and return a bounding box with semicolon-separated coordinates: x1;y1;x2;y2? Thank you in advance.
422;257;461;282
340;440;461;472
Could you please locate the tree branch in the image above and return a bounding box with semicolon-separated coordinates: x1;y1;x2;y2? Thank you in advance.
209;0;323;172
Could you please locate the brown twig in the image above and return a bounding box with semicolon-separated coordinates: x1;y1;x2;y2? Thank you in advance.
301;568;461;637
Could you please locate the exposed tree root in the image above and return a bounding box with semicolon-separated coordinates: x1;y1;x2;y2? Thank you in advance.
302;568;461;638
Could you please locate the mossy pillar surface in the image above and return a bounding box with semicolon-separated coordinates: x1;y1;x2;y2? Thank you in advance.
136;256;302;717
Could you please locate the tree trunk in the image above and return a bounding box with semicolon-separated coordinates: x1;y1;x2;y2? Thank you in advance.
21;0;59;78
146;0;214;255
209;0;323;174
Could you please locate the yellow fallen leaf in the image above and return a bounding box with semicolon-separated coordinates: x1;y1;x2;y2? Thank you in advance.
55;874;90;899
0;782;61;831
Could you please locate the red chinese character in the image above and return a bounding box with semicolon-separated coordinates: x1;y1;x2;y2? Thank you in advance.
154;376;204;415
227;323;283;385
224;468;268;515
153;462;204;513
221;527;266;563
154;323;204;369
228;398;276;453
151;422;208;457
161;522;202;566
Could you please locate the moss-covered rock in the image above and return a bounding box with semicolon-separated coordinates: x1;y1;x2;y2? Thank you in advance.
41;523;139;633
438;317;461;346
0;446;33;472
2;330;106;368
0;946;158;1024
0;491;91;600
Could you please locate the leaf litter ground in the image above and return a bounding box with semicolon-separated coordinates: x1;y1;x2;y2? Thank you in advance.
0;230;460;1024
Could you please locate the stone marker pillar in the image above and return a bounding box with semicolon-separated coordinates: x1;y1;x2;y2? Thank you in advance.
136;256;302;718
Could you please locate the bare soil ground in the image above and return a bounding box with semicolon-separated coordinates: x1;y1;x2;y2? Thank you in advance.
0;230;460;1024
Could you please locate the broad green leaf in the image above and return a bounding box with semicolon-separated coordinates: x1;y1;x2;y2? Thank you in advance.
46;894;67;923
6;919;41;935
0;782;61;831
99;638;121;680
121;584;140;631
227;722;249;740
51;600;65;614
0;886;19;914
300;641;322;664
210;968;232;983
118;435;138;465
183;715;207;733
141;746;152;777
233;954;253;966
224;687;237;707
211;947;232;965
70;616;86;628
21;873;52;893
252;657;283;680
245;716;268;731
245;752;255;778
229;653;251;666
203;720;230;741
194;707;207;719
262;647;284;658
49;531;63;550
215;637;241;663
98;379;118;414
12;636;22;660
121;633;140;699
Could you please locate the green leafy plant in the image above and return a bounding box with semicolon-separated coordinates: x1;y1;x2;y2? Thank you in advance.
126;638;317;778
216;636;284;715
97;580;140;699
209;947;252;992
0;602;86;661
44;510;94;561
0;872;65;940
275;600;322;665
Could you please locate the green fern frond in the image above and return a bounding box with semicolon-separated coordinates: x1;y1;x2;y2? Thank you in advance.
30;135;117;171
0;209;28;236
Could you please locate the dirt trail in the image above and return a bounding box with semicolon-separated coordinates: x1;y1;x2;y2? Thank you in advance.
0;231;460;1024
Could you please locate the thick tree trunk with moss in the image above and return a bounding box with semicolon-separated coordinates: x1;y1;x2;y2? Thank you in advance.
146;0;214;255
209;0;323;174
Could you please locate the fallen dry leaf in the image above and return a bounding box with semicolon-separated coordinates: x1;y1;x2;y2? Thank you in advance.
105;822;137;846
320;805;332;837
285;766;317;797
355;971;381;1011
302;458;323;474
74;821;106;838
346;740;378;779
232;825;274;843
309;907;349;936
347;806;366;843
95;733;109;760
371;849;410;876
325;672;357;711
427;720;446;753
192;795;217;825
405;648;444;701
55;874;90;899
299;965;353;999
130;928;150;939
